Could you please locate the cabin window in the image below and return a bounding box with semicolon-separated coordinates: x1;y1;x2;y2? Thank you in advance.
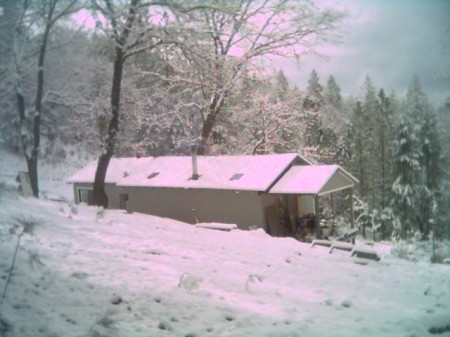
78;188;93;205
147;172;159;179
230;173;244;181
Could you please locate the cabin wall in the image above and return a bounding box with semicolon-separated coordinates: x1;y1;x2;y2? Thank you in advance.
107;184;123;209
298;195;315;216
72;183;121;208
73;183;95;204
260;194;279;232
122;187;267;230
71;183;289;233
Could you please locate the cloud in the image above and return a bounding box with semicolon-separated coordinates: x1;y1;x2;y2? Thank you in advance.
282;0;450;105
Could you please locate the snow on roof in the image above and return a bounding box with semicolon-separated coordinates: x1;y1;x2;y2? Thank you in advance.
68;153;299;192
269;165;357;195
118;153;298;191
66;157;154;184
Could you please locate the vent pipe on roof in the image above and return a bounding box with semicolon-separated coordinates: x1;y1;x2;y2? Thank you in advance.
191;144;200;180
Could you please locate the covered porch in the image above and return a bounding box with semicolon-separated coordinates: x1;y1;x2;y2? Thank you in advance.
266;165;358;241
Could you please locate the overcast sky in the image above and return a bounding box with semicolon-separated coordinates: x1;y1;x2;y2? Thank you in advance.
279;0;449;105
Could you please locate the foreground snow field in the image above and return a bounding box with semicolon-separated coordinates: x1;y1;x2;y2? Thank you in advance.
0;193;449;337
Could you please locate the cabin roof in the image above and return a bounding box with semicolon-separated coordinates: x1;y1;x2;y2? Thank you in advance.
269;165;358;195
68;153;357;195
68;153;300;192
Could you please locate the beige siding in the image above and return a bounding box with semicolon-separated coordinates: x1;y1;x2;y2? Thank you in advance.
106;184;122;209
260;194;278;232
124;187;267;230
72;184;277;231
298;195;315;216
72;183;121;208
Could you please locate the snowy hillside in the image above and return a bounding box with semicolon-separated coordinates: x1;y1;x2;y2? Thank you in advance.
0;193;449;337
0;147;93;200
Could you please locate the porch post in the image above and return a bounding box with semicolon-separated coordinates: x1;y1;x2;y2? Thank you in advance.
349;188;355;244
349;188;354;229
314;195;321;239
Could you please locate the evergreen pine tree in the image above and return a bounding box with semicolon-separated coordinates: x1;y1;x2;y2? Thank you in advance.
391;118;421;239
302;70;323;148
348;101;366;197
361;76;379;206
405;76;444;238
375;89;395;209
324;75;342;110
275;69;289;102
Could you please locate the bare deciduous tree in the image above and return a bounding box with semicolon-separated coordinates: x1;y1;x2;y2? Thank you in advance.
90;0;167;206
10;0;79;197
170;0;344;155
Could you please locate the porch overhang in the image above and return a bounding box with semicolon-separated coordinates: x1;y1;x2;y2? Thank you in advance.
268;165;358;196
268;165;358;240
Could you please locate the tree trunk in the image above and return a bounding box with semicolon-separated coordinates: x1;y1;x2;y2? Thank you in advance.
27;156;39;197
197;113;216;155
197;93;225;155
380;126;386;238
19;14;51;198
28;30;49;198
92;49;124;207
422;147;431;238
91;0;139;207
314;195;321;239
16;89;38;195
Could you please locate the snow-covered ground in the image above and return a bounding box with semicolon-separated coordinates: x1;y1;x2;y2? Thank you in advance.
0;149;449;336
0;194;449;337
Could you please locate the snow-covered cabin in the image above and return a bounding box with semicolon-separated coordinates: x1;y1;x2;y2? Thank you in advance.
67;153;358;239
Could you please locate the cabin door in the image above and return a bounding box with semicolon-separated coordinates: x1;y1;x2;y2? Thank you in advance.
119;193;129;210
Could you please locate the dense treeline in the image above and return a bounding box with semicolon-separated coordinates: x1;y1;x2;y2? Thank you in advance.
0;0;448;240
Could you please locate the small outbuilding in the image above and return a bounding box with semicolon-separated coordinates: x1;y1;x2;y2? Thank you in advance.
67;153;358;240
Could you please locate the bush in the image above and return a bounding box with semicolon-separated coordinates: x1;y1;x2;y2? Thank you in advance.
0;182;18;200
391;238;450;263
0;314;14;336
14;215;39;235
88;311;118;337
96;207;105;220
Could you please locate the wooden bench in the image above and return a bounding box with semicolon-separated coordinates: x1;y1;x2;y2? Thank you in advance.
336;228;358;243
329;242;354;253
195;222;237;231
351;247;380;261
311;239;333;248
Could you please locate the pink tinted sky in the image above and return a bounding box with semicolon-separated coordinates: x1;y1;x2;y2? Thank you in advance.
73;9;97;29
73;0;449;104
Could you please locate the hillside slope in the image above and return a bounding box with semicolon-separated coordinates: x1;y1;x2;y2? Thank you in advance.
0;195;449;337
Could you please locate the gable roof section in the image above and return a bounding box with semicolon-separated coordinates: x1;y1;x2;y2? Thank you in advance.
118;153;298;191
67;157;154;184
68;153;299;192
269;165;358;195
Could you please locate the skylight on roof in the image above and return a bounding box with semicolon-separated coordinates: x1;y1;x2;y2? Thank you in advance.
230;173;244;181
147;172;159;179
